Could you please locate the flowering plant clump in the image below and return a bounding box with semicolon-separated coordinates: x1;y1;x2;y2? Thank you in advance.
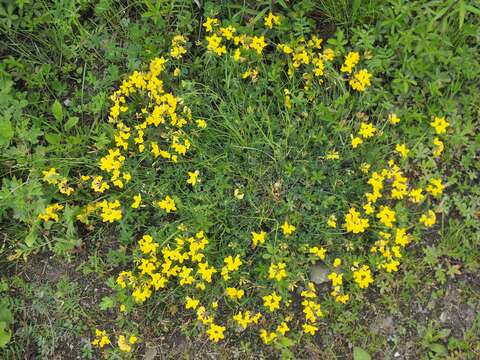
33;10;452;355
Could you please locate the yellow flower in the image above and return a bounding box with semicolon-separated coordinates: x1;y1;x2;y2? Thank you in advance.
276;321;289;336
196;119;207;128
360;162;371;174
350;69;372;91
326;150;340;160
207;323;225;342
388;113;400;124
42;167;60;185
302;323;318;335
426;178;444;197
281;221;296;235
433;137;444;157
131;194;142;208
409;188;425;203
382;259;400;273
262;292;281;312
335;294;350;304
353;265;374;289
206;34;226;56
179;266;194;285
309;246;327;260
220;25;236;40
225;287;245;299
341;51;360;74
327;272;343;286
333;258;342;267
351;136;363;149
197;262;217;283
221;255;242;280
98;200;122;223
344;207;369;233
264;11;281;29
376;206;396;228
268;262;287;281
323;48;334;61
139;234;159;254
260;329;277;344
250;36;267;55
327;214;337;228
233;311;250;329
234;188;244;199
363;202;374;215
359;122;376;139
158;195;176;213
118;335;132;352
277;43;293;54
430;116;449;134
38;203;64;223
92;329;110;348
187;170;200;186
233;48;242;62
251;230;266;247
395;143;409;158
420;210;436;228
185;296;200;310
91;175;110;193
223;255;242;271
203;17;219;33
394;228;410;247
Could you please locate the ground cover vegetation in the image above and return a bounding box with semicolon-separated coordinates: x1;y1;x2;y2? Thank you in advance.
0;0;479;358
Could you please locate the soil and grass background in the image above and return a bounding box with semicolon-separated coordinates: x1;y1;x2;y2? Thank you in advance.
0;0;479;359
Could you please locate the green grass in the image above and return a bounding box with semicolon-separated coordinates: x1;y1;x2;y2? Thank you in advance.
1;0;479;358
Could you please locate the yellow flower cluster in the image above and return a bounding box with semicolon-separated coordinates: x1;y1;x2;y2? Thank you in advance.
118;334;137;353
264;11;281;29
344;207;369;233
38;203;64;222
91;329;110;348
42;168;74;196
262;291;282;312
300;283;323;335
233;310;262;329
268;262;287;281
251;230;266;247
170;35;187;59
36;11;453;351
341;51;360;73
352;265;374;288
157;195;177;214
201;17;371;94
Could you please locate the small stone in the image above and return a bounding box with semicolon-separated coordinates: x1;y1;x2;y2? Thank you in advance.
309;262;329;284
144;345;158;360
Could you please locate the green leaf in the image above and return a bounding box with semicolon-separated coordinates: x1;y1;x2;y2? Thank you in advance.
52;100;63;122
466;5;480;16
279;336;294;347
0;321;11;348
45;133;61;145
429;343;447;355
99;296;115;311
0;115;14;147
64;116;79;131
353;347;371;360
0;300;12;325
24;228;37;247
458;0;465;29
